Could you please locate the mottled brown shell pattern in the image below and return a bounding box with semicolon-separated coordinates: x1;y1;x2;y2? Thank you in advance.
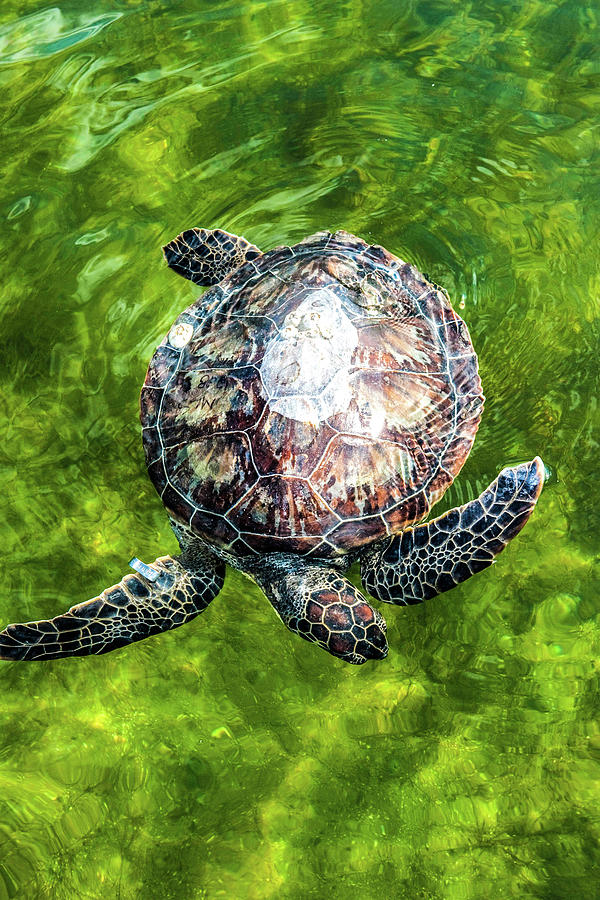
141;231;484;559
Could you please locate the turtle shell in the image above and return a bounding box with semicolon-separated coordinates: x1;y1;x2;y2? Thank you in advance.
141;231;484;559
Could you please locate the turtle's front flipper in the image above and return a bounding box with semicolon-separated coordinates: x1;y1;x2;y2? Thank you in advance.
0;555;224;661
163;228;262;285
362;457;544;605
252;559;388;665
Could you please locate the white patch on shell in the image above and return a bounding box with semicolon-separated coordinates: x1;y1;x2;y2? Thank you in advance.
260;290;358;424
168;321;194;349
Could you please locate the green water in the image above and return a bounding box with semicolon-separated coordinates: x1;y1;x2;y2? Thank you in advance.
1;0;599;897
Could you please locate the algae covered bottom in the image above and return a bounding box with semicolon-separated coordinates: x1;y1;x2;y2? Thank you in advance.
1;0;600;897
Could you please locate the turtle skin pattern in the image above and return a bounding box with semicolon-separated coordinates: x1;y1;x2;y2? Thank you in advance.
363;458;544;605
0;557;224;661
142;231;484;560
163;228;261;286
259;565;388;664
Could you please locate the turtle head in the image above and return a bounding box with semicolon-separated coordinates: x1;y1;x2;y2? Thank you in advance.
301;582;388;664
252;558;388;665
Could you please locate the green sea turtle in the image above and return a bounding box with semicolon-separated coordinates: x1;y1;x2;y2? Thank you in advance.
0;229;544;665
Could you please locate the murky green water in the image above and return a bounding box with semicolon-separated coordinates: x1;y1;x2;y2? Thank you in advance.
1;1;599;897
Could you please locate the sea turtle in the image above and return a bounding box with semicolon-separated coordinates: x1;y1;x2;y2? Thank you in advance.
0;229;544;665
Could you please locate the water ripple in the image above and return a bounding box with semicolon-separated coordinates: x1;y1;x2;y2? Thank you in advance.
0;8;123;65
1;0;599;897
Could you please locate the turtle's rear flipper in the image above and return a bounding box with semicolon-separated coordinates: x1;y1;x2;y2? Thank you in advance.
163;228;262;286
362;457;544;605
0;555;224;661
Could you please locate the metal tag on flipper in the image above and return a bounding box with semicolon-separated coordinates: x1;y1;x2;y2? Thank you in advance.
129;557;160;582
